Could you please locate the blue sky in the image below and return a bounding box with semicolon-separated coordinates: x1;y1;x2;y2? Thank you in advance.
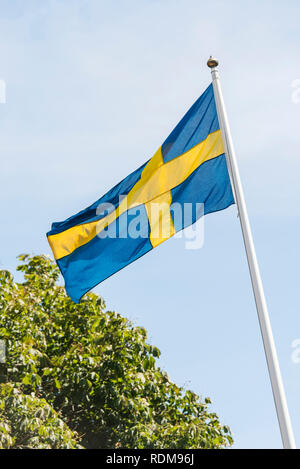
1;0;300;448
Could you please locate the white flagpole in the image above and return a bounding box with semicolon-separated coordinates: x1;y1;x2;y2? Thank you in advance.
207;57;296;449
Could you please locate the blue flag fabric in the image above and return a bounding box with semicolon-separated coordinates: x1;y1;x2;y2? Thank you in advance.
47;84;234;302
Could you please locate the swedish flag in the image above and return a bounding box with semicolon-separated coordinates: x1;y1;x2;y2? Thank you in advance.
47;84;234;302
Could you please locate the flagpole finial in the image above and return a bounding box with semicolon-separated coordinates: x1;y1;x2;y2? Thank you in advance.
207;56;219;68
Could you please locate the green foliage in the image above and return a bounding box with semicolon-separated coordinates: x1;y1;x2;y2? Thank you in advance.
0;384;81;449
0;254;233;449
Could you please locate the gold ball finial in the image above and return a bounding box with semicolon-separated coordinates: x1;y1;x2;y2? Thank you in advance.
207;56;219;68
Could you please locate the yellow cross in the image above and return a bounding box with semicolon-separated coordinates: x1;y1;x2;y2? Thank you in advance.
48;130;224;259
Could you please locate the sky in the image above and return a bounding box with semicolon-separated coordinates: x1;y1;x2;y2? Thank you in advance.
0;0;300;449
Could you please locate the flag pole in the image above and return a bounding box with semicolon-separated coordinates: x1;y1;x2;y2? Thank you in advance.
207;56;296;449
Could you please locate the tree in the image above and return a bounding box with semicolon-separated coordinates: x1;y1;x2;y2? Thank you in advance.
0;383;80;449
0;255;233;449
